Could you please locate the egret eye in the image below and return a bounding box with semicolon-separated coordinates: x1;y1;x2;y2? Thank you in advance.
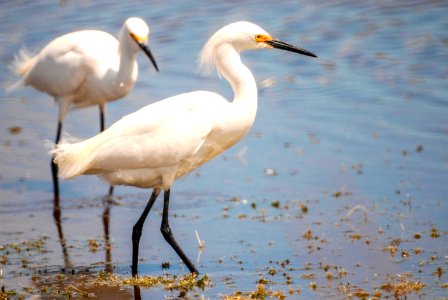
255;34;270;42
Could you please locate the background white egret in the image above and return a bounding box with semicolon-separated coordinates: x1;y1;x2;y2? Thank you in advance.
51;21;317;276
10;17;159;201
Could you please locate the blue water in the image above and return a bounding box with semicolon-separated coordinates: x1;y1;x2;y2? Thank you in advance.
0;1;447;299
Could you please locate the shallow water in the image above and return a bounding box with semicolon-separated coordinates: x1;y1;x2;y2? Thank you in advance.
0;0;447;299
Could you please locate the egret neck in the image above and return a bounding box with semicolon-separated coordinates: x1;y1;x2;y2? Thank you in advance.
215;43;258;128
116;31;139;90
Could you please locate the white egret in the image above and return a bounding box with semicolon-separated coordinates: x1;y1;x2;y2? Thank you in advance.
51;21;317;275
11;17;159;201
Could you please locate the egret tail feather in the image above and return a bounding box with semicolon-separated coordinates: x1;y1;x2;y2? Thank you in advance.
51;137;97;179
7;48;37;92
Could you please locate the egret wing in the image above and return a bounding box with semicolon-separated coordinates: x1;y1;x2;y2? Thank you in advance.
85;91;228;172
25;31;116;97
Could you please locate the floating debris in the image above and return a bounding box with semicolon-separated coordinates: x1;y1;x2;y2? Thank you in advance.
430;227;441;238
271;200;280;209
161;262;170;269
387;245;397;258
346;204;368;220
264;168;278;176
88;239;100;253
349;233;362;241
8;126;21;135
259;77;277;89
300;204;308;214
332;190;352;198
302;229;313;240
195;230;205;250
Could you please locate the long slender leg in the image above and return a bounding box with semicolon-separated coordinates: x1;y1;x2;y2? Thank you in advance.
51;121;72;268
160;189;199;274
99;104;115;196
132;188;161;277
51;121;62;202
108;185;114;195
99;104;105;132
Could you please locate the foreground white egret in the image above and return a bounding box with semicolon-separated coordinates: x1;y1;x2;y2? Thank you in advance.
52;21;317;275
11;17;159;201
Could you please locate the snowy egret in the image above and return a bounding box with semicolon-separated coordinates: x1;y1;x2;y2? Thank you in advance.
51;21;317;275
11;17;159;201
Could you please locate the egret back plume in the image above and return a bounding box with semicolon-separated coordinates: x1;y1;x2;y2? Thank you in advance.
198;31;218;76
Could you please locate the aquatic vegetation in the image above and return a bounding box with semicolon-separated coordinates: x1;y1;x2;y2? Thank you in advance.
380;273;425;297
1;271;211;299
223;283;286;300
88;239;100;253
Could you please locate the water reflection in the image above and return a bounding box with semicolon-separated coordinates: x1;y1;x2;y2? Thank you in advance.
134;285;142;300
1;1;447;298
102;195;113;273
52;196;72;269
51;193;115;273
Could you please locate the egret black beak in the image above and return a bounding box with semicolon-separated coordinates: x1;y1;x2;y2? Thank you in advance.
266;39;317;58
137;42;159;72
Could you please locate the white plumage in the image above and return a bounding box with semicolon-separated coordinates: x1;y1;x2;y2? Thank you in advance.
11;17;158;120
51;21;317;275
11;17;159;200
52;21;272;189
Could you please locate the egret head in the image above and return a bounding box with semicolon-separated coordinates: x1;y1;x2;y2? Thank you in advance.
123;17;159;72
199;21;316;75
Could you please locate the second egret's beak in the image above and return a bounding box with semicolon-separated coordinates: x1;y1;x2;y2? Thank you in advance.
137;42;159;72
265;39;317;58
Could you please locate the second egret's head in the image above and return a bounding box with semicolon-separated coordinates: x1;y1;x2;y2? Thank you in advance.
125;17;149;44
123;17;159;72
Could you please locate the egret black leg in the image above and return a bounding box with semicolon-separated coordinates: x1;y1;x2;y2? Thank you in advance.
99;104;105;132
132;188;160;277
99;104;115;196
51;121;62;202
108;185;114;196
160;189;199;274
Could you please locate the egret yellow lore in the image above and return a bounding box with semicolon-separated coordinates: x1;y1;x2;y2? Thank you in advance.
11;17;159;201
51;21;317;276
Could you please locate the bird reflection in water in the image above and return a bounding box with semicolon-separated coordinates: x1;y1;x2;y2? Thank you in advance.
102;195;113;273
51;194;114;274
52;196;72;269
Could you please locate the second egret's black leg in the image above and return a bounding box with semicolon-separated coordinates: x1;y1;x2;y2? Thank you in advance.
161;189;199;274
132;188;160;277
108;185;114;196
99;104;105;132
99;104;115;196
51;121;62;202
